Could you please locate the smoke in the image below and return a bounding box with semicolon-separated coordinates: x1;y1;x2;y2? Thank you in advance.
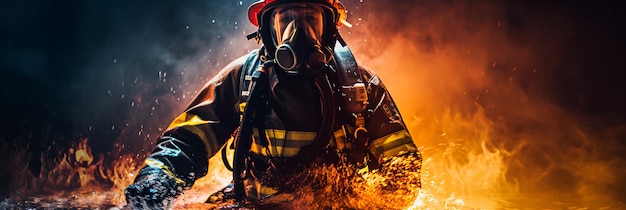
0;0;259;196
340;0;626;206
1;0;625;208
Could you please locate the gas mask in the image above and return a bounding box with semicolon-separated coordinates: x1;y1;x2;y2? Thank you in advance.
270;4;329;75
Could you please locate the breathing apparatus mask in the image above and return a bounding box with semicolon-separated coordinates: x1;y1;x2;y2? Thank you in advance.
270;4;328;75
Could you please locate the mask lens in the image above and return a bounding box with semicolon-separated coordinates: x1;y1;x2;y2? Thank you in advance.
271;4;325;45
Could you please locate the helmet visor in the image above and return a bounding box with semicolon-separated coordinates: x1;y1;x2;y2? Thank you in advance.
270;3;326;45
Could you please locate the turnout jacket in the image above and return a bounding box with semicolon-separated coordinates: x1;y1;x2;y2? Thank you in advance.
134;45;419;199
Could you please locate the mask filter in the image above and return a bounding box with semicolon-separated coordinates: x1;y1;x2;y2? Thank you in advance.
275;23;326;74
270;4;329;75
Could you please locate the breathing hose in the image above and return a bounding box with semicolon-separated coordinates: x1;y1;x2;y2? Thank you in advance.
232;62;336;203
233;60;272;203
310;69;336;154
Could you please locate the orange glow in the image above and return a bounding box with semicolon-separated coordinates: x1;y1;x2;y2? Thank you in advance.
333;1;626;208
8;2;625;209
173;1;626;207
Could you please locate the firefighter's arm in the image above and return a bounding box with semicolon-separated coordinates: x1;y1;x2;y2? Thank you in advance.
125;55;246;208
359;68;422;192
360;68;420;167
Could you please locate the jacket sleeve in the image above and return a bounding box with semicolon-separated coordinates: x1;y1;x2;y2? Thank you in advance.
360;67;420;165
132;55;246;189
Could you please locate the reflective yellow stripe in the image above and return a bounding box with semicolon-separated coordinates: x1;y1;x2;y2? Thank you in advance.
285;131;316;141
239;102;247;113
370;130;416;159
166;113;218;155
266;129;285;139
264;129;316;141
167;113;208;130
145;158;186;185
250;129;316;157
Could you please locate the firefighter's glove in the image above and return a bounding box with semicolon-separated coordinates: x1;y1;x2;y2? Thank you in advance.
124;167;182;209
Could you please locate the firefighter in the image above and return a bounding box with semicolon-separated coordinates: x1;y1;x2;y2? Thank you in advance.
124;0;421;208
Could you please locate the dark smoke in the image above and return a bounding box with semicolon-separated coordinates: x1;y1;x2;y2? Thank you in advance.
1;0;258;197
339;0;626;206
342;0;626;117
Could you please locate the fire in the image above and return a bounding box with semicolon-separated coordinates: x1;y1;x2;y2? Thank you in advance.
71;138;96;187
404;107;519;209
6;138;143;208
334;1;626;208
73;141;93;167
32;138;103;191
5;1;626;209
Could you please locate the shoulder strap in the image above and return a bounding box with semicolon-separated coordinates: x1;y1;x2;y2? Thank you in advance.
221;50;262;172
238;48;271;149
333;43;368;114
240;50;262;104
333;43;360;84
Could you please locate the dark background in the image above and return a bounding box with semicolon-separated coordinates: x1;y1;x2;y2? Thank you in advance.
0;0;259;196
1;0;625;203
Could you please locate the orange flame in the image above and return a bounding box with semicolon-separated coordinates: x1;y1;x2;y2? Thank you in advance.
332;1;626;208
9;1;626;209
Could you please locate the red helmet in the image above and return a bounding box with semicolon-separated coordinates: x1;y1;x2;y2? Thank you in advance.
248;0;349;74
247;0;348;27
